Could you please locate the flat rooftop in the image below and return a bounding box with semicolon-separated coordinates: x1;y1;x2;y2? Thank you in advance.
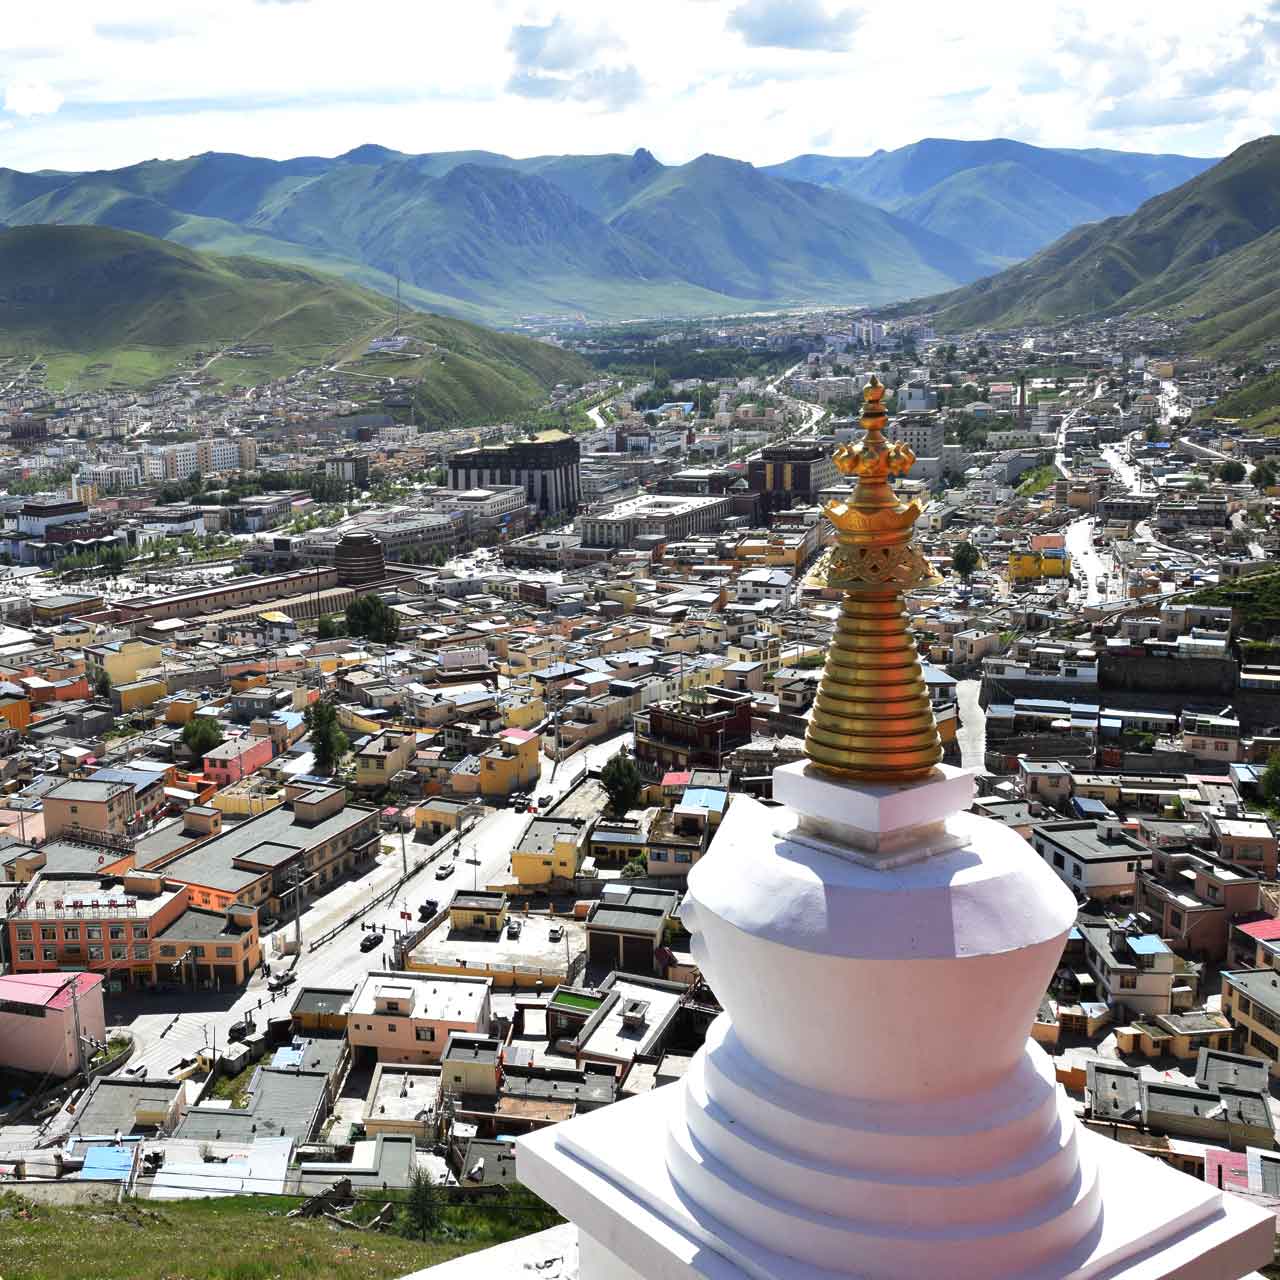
578;978;683;1065
349;970;491;1024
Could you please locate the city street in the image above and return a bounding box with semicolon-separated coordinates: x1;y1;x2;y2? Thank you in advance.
103;731;633;1082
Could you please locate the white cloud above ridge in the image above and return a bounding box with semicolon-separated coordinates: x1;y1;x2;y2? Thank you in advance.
0;0;1274;172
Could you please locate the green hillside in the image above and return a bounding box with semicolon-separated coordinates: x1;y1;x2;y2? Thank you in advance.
0;225;589;418
1195;369;1280;431
912;136;1280;344
765;138;1215;263
0;146;999;322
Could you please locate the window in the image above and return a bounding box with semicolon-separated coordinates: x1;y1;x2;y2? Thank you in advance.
1250;1028;1279;1060
86;925;101;941
1119;974;1137;989
159;946;176;957
109;926;125;941
387;1023;397;1032
1208;885;1220;901
216;946;233;958
64;944;81;957
17;946;33;962
675;853;693;864
40;926;56;942
133;944;149;960
1072;864;1082;880
1170;911;1183;929
415;1027;435;1042
111;946;126;961
132;925;147;940
88;945;103;961
1052;852;1064;869
42;946;56;962
386;1000;400;1013
16;926;31;942
63;926;80;941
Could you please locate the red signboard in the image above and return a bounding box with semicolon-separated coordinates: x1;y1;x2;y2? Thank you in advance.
400;911;411;921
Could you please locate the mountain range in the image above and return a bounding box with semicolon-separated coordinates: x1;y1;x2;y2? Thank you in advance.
904;136;1280;356
0;137;1215;323
0;224;588;420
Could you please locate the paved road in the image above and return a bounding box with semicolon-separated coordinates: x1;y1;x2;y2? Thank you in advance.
108;732;633;1080
955;679;986;771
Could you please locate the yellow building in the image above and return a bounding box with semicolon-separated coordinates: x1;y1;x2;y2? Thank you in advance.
85;638;162;687
447;890;508;933
500;692;546;732
477;729;540;799
113;677;167;713
354;730;418;790
510;817;585;890
1008;550;1072;583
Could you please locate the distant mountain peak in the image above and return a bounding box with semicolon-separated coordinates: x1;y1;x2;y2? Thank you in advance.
337;144;403;165
631;147;659;174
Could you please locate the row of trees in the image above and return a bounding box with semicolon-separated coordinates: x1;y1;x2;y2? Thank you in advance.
1219;459;1275;490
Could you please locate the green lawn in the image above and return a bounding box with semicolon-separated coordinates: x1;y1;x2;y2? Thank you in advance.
1017;464;1060;497
0;1193;469;1280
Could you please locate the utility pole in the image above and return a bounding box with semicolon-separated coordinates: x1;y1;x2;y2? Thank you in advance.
286;862;305;953
69;976;86;1080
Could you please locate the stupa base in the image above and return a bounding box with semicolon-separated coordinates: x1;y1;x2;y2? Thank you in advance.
519;1083;1274;1280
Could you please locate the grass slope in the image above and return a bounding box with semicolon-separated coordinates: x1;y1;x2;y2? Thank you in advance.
0;145;996;321
0;225;589;414
1195;369;1280;430
764;139;1215;262
915;136;1280;337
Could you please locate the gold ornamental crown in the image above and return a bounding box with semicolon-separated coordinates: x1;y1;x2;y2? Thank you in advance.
803;372;943;785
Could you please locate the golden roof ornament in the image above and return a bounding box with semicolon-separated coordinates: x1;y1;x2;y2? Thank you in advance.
803;375;943;784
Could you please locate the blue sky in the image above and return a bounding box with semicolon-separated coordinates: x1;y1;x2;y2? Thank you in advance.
2;0;1275;171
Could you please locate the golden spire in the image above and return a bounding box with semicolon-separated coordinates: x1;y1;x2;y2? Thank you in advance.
803;376;943;784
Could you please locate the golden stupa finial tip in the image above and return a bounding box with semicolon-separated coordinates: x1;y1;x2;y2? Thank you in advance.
803;367;943;784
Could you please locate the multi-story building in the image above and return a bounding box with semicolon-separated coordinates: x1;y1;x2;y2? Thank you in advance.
346;970;492;1066
0;972;106;1077
42;779;138;844
633;687;753;778
578;494;732;549
140;783;379;920
1077;920;1182;1017
1221;969;1280;1078
354;730;418;790
5;871;261;990
1029;820;1151;901
1134;848;1262;961
887;411;944;456
746;441;837;515
448;433;580;517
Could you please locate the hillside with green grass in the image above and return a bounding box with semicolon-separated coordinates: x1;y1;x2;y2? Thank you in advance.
764;138;1214;263
0;225;589;417
1195;369;1280;431
909;137;1280;347
0;146;1004;321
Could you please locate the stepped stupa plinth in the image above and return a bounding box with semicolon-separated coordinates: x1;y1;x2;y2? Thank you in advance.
517;378;1273;1279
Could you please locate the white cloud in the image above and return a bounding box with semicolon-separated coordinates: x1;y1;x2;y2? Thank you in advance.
4;79;63;117
0;1;1271;170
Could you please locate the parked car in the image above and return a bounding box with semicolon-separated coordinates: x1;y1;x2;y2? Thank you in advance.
419;898;439;918
507;917;523;939
548;923;564;942
228;1016;255;1041
435;861;455;880
538;793;553;807
360;932;381;952
267;972;295;992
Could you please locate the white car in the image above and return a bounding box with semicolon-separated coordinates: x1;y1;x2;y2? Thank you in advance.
435;861;455;880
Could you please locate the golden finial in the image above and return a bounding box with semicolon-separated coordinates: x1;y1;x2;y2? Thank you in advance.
803;376;943;784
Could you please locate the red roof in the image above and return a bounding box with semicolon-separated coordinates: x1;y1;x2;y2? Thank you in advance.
1236;919;1280;942
662;771;692;787
0;971;103;1011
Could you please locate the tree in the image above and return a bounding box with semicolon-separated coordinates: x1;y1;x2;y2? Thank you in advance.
345;593;400;645
305;700;348;775
1253;462;1276;491
1263;751;1280;809
1219;460;1247;484
405;1166;440;1240
316;614;340;640
952;541;981;584
601;751;643;817
181;716;224;757
94;669;112;700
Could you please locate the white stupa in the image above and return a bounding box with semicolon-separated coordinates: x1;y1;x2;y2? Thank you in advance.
515;381;1273;1279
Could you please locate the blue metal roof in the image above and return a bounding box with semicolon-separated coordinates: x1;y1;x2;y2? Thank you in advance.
81;1145;135;1180
1128;935;1171;956
682;787;728;813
